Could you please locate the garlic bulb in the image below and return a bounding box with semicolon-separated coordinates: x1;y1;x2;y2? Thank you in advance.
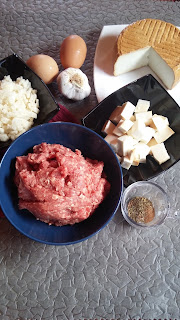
57;68;91;101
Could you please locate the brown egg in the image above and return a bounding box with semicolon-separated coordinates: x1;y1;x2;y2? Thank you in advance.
60;35;87;69
26;54;59;84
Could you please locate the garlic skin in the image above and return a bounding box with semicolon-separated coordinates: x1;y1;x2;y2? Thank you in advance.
57;68;91;101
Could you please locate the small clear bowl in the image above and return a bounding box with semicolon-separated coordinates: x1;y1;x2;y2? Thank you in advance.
121;181;170;228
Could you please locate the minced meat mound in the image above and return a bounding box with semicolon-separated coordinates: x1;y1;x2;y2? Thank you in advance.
14;142;111;226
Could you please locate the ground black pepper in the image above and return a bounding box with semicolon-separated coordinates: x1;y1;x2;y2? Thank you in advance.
127;196;155;223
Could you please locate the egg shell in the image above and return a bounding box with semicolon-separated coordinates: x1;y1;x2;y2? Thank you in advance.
26;54;59;84
60;35;87;69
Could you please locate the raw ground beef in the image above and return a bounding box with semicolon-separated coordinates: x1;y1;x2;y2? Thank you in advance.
14;142;111;226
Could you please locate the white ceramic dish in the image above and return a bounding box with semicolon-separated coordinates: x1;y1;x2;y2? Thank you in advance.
94;24;180;105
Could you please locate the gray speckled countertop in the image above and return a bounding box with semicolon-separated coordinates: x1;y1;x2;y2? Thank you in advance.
1;1;180;319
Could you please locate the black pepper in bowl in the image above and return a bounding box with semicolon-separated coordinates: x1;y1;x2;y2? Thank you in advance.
127;196;155;224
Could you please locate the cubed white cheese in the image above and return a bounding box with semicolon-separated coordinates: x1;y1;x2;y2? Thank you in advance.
121;156;132;169
135;111;152;125
105;99;174;168
113;127;123;137
140;126;155;144
104;134;118;144
119;101;136;120
131;137;139;146
109;105;123;123
126;129;139;145
113;124;124;136
150;114;169;131
151;143;170;164
127;129;140;147
155;114;169;126
132;142;150;163
102;120;116;135
117;135;135;156
113;119;134;135
154;126;175;144
147;137;158;154
129;149;140;166
127;127;133;136
104;134;119;153
130;119;146;141
110;139;121;153
135;99;150;113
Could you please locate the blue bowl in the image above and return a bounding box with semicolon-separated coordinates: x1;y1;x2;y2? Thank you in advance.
0;122;123;245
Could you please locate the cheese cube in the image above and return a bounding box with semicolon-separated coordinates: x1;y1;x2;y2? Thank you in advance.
140;126;155;144
113;127;124;137
106;100;173;167
104;134;119;153
130;119;146;141
113;119;134;135
127;127;133;136
129;149;140;166
151;143;170;165
131;137;139;146
102;120;116;135
147;137;158;154
135;111;152;125
104;134;118;144
155;114;169;126
162;116;169;126
109;139;121;153
150;114;169;131
126;130;139;145
109;105;123;123
154;126;175;144
118;101;136;120
121;156;132;170
117;135;135;156
135;99;150;113
131;142;150;163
